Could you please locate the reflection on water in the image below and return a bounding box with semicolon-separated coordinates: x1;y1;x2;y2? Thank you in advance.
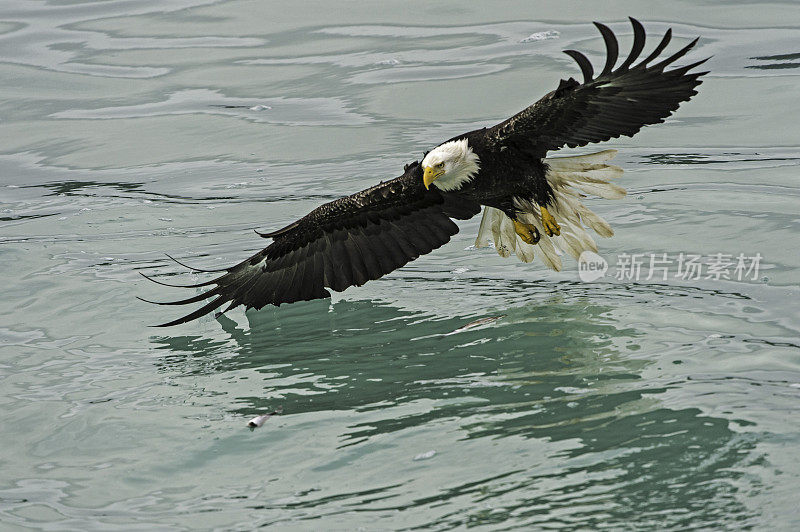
747;52;800;70
149;289;759;528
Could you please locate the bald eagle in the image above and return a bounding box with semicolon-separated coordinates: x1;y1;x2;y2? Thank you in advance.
142;18;707;326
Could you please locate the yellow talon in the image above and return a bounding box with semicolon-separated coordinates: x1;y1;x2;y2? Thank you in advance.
540;206;561;236
513;220;540;245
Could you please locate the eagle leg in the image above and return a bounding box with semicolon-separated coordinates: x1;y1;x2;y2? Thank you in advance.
540;206;561;236
513;219;540;245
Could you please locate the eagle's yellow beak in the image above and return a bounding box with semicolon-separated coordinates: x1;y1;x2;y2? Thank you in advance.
423;166;445;189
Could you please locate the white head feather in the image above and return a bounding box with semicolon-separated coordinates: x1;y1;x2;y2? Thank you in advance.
421;138;480;191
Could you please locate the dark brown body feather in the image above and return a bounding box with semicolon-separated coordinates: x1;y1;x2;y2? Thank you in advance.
143;18;707;326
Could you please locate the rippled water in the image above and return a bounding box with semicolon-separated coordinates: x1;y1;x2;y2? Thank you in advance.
2;1;799;529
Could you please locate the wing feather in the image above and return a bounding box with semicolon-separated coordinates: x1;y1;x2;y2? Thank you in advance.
641;28;673;66
562;50;593;83
594;22;619;76
143;162;480;326
618;17;646;70
487;18;707;157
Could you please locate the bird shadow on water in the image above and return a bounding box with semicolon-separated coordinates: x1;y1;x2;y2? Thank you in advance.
149;284;761;528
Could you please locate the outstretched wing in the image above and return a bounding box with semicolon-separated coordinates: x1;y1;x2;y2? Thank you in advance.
141;162;481;326
488;18;708;157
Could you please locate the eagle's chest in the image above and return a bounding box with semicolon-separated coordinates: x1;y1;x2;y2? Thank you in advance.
462;151;548;202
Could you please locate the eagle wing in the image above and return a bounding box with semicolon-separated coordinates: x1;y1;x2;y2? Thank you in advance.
487;18;708;157
141;162;480;326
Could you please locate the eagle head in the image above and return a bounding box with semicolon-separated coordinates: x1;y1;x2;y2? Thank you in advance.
421;138;480;191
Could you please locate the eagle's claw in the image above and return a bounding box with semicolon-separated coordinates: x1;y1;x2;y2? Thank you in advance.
540;206;561;237
513;220;540;245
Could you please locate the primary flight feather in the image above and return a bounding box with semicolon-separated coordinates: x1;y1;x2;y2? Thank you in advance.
142;18;708;326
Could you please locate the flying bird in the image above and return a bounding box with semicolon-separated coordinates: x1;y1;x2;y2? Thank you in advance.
141;18;708;326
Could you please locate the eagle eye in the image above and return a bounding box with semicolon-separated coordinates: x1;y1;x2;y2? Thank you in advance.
435;162;444;169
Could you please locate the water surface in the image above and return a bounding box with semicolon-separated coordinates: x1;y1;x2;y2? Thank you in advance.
1;1;799;529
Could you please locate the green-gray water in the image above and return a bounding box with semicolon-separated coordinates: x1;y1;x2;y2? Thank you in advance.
2;1;799;529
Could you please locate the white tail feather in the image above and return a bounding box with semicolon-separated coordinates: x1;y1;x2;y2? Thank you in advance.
490;210;515;257
514;235;535;263
473;150;625;271
475;206;496;248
